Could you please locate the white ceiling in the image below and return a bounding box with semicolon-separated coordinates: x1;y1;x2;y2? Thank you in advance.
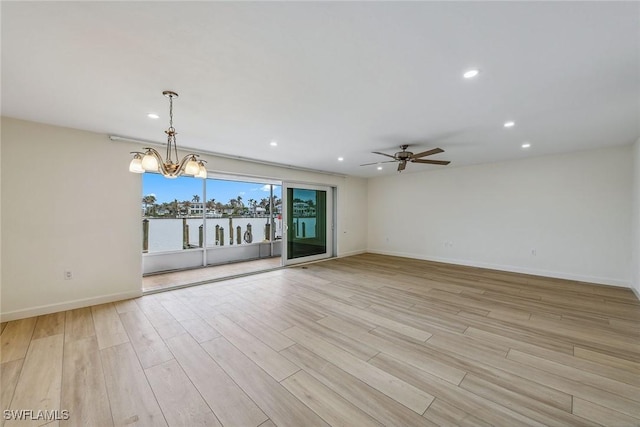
2;2;639;177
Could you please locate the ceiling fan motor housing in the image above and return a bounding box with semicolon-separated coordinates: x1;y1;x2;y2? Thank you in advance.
396;151;413;160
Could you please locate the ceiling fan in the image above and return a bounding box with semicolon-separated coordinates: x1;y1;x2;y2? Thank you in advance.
360;145;451;172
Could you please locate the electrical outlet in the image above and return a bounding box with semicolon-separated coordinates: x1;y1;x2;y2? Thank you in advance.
64;270;73;280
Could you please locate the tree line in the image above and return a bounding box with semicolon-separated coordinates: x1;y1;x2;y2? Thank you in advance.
142;194;283;218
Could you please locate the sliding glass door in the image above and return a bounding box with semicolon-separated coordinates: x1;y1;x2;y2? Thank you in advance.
141;173;283;276
283;183;334;265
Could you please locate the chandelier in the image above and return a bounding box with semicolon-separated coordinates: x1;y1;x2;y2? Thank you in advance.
129;91;207;179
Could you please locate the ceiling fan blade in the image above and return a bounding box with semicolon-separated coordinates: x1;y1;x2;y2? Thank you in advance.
412;159;451;165
359;160;397;166
372;151;397;159
397;161;407;172
412;148;444;158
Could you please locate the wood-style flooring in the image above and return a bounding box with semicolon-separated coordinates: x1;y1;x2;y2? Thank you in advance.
1;253;639;426
142;257;282;292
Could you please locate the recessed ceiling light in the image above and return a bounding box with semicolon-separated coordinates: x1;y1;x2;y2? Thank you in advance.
521;143;531;149
377;166;383;170
147;113;159;119
338;157;344;162
270;141;278;147
504;121;515;128
463;69;479;79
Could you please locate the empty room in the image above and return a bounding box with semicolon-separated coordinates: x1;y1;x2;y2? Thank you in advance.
1;2;639;426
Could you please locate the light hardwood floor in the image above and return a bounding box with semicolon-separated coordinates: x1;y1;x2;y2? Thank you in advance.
1;253;639;426
142;257;282;292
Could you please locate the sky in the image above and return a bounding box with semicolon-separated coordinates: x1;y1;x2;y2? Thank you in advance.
142;173;282;205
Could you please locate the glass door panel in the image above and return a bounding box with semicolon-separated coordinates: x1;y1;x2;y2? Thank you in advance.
283;183;333;264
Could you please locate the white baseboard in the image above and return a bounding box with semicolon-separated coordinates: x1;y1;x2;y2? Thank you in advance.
0;290;143;322
338;249;367;258
367;249;630;288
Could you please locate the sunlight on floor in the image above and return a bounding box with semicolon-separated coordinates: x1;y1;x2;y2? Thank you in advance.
142;257;282;292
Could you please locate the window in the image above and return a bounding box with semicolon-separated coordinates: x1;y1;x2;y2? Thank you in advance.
141;173;283;274
204;179;282;248
142;174;203;253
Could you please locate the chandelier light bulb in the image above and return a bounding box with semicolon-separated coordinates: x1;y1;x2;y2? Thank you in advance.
129;153;144;173
196;161;208;179
184;157;200;175
141;152;159;171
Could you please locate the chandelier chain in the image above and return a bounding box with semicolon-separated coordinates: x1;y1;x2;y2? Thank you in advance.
168;93;174;131
165;92;179;163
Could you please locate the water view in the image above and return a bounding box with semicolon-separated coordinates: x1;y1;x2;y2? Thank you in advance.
141;173;318;253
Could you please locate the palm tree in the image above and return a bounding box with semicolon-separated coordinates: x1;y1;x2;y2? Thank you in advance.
269;196;281;214
182;200;192;216
226;199;235;215
248;198;255;216
142;194;156;216
192;195;200;203
236;195;243;208
159;202;171;216
206;198;216;214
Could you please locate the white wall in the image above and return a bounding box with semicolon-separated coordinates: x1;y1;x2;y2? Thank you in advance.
368;146;633;287
1;118;143;321
631;138;640;297
1;117;367;320
336;175;368;257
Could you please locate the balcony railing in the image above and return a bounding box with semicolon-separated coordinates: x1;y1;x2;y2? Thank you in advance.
141;216;283;275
